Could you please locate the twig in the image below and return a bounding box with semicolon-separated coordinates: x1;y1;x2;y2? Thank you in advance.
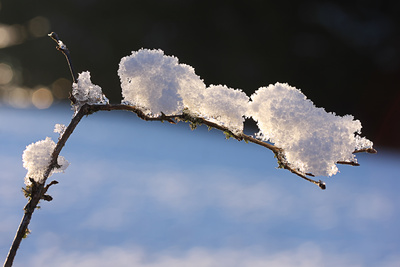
354;148;377;154
48;32;77;103
337;161;360;166
3;106;88;267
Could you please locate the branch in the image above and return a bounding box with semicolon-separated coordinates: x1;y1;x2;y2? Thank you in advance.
82;103;327;189
354;148;377;154
5;100;337;266
336;161;360;166
3;105;88;267
45;32;370;190
5;32;377;267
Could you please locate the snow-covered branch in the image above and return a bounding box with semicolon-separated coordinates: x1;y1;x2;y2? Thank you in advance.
117;48;375;179
3;32;376;267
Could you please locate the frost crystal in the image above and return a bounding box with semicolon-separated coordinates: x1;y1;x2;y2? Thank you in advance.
54;124;66;137
58;40;67;50
118;49;206;116
355;135;374;151
199;85;249;134
22;137;69;185
249;82;373;176
72;71;109;113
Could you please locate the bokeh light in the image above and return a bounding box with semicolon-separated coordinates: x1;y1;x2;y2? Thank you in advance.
32;87;53;109
51;77;71;99
0;24;26;48
0;63;13;84
28;16;50;38
7;87;31;108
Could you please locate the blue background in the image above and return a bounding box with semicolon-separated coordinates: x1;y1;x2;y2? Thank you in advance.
1;106;399;266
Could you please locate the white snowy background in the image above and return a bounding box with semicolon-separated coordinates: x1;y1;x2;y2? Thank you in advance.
1;106;399;267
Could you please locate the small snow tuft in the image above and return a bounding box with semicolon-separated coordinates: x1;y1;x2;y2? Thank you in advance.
72;71;109;114
22;137;69;185
54;124;66;137
58;40;67;50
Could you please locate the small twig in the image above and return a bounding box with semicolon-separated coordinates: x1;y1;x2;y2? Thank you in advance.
48;32;77;103
354;148;377;154
48;32;77;83
337;161;360;166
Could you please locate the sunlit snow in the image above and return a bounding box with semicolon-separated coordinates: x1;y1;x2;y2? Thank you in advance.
118;49;206;116
72;71;109;114
117;49;373;177
249;82;373;176
199;84;249;134
22;137;69;185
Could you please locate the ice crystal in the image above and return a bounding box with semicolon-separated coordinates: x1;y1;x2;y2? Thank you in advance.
355;135;374;151
118;49;206;116
57;40;67;50
22;137;69;185
54;124;66;137
249;82;373;176
72;71;109;114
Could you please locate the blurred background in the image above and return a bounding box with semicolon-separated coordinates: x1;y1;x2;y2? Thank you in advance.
1;0;399;148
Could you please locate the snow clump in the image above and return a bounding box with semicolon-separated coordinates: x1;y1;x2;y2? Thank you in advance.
249;82;373;176
22;137;69;185
72;71;109;114
118;49;206;116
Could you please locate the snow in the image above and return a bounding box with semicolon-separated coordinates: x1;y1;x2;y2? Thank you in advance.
72;71;109;114
199;85;249;134
249;82;373;176
54;123;66;137
355;135;374;151
118;49;206;116
118;49;251;133
22;137;69;185
57;40;67;50
117;49;373;177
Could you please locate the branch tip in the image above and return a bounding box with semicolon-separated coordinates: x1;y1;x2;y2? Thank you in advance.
354;147;377;154
337;161;360;166
48;31;77;84
48;32;59;42
318;180;326;190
